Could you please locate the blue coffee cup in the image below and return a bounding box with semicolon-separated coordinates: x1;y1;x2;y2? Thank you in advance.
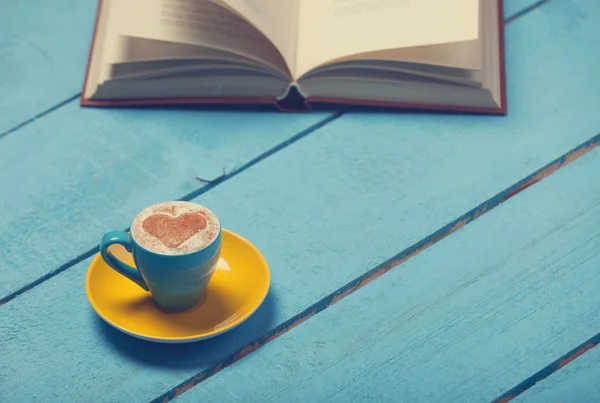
100;212;222;311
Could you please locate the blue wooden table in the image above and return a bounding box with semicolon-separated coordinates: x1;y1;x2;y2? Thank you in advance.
2;0;600;401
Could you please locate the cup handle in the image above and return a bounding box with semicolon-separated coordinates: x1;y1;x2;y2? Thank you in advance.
100;231;149;291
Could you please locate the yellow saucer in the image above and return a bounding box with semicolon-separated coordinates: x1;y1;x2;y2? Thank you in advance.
86;229;270;343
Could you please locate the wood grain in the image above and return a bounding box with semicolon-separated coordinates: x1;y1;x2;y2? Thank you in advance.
512;344;600;403
0;103;338;301
173;144;600;403
0;1;599;401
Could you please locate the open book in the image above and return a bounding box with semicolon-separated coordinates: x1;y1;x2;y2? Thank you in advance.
81;0;506;113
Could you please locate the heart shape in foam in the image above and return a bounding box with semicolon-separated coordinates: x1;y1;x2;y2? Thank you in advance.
142;212;207;249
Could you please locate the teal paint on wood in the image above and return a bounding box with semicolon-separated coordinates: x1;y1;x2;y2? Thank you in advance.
0;0;558;302
513;345;600;403
1;2;599;401
0;104;337;301
173;145;600;403
0;0;97;134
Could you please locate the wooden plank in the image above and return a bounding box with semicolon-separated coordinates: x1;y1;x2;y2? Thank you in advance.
0;0;539;301
0;0;97;135
0;103;337;301
0;0;530;136
513;345;600;403
174;144;600;403
0;1;598;402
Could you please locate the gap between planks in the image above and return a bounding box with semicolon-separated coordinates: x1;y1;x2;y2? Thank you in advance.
0;109;345;306
151;132;600;403
0;94;80;140
493;332;600;403
0;0;564;399
504;0;553;24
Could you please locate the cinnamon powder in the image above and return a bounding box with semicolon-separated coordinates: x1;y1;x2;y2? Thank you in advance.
131;201;220;255
142;212;207;249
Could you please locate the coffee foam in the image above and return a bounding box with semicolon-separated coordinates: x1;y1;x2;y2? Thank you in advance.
130;201;220;255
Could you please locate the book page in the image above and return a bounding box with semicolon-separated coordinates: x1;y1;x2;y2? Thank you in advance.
349;39;481;71
213;0;299;72
295;0;479;78
103;0;288;73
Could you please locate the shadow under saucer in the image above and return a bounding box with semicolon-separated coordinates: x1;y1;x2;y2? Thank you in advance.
95;287;277;370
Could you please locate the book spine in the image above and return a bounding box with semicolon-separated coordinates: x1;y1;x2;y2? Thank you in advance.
275;83;311;112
